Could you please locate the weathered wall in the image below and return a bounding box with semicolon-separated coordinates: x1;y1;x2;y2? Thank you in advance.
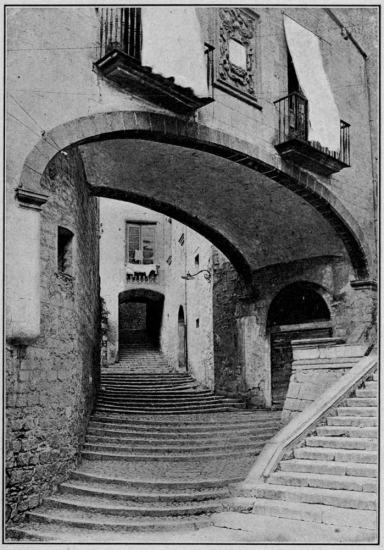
212;251;375;408
99;200;166;363
161;221;214;389
282;341;368;422
6;148;100;523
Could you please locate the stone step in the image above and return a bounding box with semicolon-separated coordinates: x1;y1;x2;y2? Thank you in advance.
100;389;213;397
279;459;377;478
250;484;376;510
364;381;378;390
101;376;195;382
81;446;261;462
59;481;229;502
327;416;377;427
6;527;55;542
27;509;210;533
268;470;377;492
86;426;277;442
345;397;377;407
97;395;234;404
336;407;377;417
43;494;223;517
89;414;280;429
69;470;242;491
305;436;377;451
83;440;264;455
78;455;256;481
316;426;378;438
99;383;200;391
240;497;377;530
355;388;377;398
94;405;242;414
88;422;280;437
294;446;377;464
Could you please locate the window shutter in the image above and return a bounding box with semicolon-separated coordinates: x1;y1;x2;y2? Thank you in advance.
142;225;155;264
127;224;141;263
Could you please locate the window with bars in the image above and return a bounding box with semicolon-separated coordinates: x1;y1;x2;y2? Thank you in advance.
126;223;156;264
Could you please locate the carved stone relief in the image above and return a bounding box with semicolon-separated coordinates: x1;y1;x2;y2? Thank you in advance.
216;8;259;106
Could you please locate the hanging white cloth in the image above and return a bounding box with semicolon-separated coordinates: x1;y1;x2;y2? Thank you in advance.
141;7;209;98
283;15;340;152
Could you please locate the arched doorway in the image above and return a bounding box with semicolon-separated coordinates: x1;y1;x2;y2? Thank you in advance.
118;289;164;350
178;306;187;371
267;282;332;410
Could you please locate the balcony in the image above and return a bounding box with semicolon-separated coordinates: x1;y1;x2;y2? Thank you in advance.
125;262;161;286
94;8;214;114
274;92;350;176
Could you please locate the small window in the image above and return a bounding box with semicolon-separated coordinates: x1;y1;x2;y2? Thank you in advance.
58;227;74;275
126;222;156;265
196;318;200;328
179;233;185;246
194;254;200;267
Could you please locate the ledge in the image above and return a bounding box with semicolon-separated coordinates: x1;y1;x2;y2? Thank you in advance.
275;138;349;176
350;279;377;291
291;337;345;348
15;188;49;211
94;49;214;114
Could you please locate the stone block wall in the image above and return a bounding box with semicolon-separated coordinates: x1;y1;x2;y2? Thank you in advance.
282;340;368;422
6;147;100;523
212;252;376;409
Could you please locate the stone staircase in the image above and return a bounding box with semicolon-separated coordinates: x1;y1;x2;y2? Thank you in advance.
7;346;282;542
236;369;378;534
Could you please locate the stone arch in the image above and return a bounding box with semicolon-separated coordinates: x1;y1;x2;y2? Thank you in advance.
119;288;164;304
267;281;334;410
19;110;371;280
267;281;332;328
118;288;164;348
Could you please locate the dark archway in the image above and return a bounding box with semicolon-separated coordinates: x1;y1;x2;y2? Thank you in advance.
267;282;332;410
267;282;331;327
178;305;187;371
118;289;164;349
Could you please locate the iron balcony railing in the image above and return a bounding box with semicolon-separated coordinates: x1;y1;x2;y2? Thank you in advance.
274;92;350;166
99;7;142;61
98;8;215;94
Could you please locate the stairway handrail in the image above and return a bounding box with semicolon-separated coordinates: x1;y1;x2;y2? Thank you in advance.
243;352;378;485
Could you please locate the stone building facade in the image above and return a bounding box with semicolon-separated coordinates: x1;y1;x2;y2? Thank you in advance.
5;6;377;523
99;199;215;388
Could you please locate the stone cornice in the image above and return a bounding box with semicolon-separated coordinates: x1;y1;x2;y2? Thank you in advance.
15;188;49;211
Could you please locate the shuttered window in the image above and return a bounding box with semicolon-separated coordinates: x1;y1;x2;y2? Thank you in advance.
126;223;155;264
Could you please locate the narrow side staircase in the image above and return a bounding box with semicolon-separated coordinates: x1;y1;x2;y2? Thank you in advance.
235;369;378;536
7;347;282;542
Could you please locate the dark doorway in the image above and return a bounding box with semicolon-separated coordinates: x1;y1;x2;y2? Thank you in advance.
178;305;187;371
118;289;164;350
268;282;332;410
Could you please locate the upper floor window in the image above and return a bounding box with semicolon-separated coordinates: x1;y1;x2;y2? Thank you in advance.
126;223;156;265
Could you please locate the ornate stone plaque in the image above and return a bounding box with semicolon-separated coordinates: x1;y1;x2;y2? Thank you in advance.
215;8;260;108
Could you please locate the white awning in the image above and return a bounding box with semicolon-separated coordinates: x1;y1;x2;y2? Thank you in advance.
141;7;209;98
284;15;340;152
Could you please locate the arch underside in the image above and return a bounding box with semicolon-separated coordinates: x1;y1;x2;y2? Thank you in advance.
78;138;359;280
21;112;370;281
